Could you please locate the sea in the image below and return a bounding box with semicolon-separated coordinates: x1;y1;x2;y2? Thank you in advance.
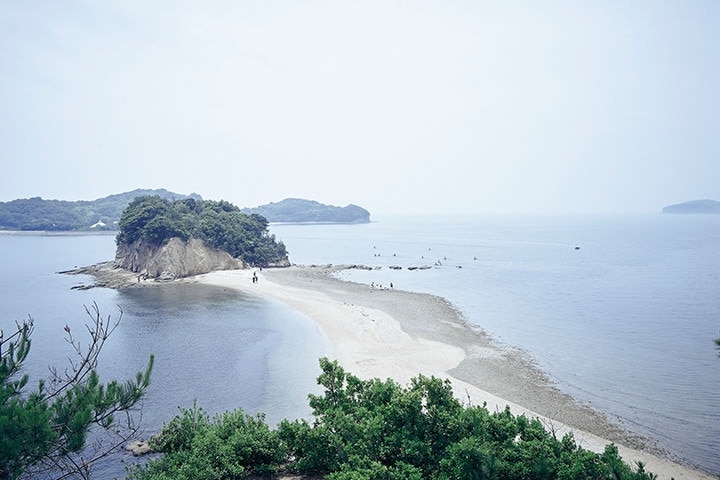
1;214;718;477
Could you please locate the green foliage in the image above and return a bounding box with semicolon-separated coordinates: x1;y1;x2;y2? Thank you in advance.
128;357;660;480
116;196;287;266
438;437;498;480
129;406;286;480
0;304;153;480
327;458;424;480
0;322;54;477
149;401;210;453
117;196;174;244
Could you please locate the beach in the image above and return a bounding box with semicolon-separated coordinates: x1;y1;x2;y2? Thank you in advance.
195;265;713;480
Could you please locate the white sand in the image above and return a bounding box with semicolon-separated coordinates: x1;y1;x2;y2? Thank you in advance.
195;267;712;480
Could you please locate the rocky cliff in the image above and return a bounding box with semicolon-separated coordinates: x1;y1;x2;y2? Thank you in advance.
115;237;246;280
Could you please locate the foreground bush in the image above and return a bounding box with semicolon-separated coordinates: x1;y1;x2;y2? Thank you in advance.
127;358;657;480
126;403;285;480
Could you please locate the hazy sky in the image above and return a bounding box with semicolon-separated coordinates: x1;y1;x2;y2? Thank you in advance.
1;1;718;215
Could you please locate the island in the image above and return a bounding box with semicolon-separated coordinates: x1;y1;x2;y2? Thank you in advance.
67;195;289;286
662;199;720;214
242;198;371;223
0;189;201;231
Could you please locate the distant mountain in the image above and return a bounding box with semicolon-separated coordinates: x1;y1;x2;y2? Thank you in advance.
0;189;202;231
662;199;720;214
243;198;370;223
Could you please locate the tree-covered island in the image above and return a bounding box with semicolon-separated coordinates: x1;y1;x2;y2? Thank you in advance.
116;196;288;270
243;198;370;223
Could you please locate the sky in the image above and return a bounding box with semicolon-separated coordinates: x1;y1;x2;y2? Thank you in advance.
1;1;718;215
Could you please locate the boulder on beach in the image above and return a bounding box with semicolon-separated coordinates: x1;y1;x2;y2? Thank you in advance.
125;439;152;456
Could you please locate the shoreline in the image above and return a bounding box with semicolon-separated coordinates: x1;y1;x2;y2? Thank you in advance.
68;263;713;479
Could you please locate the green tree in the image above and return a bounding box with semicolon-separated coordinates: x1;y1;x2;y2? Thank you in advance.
0;303;153;480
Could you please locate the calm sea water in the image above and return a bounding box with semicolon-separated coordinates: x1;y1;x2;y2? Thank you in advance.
270;214;720;475
0;232;326;478
1;214;718;476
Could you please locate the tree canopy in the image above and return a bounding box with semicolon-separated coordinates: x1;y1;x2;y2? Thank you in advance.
127;358;659;480
116;196;287;267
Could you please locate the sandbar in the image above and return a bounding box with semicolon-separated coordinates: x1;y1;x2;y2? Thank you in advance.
195;265;712;480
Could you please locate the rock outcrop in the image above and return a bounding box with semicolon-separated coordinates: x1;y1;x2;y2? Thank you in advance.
115;237;245;280
125;439;153;456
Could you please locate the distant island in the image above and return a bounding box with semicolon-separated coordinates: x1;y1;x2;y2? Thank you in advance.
0;191;371;230
242;198;370;223
0;189;201;231
662;199;720;214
